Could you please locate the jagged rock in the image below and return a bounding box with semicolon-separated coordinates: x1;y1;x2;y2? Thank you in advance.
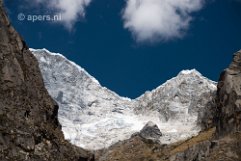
216;50;241;136
139;121;162;140
0;2;93;161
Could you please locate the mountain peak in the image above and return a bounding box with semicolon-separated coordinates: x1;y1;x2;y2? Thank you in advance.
30;48;101;85
178;69;201;76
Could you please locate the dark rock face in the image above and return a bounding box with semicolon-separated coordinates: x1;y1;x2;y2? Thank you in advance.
0;2;93;161
139;121;162;140
216;51;241;136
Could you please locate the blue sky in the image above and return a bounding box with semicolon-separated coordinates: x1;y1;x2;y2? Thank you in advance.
4;0;241;98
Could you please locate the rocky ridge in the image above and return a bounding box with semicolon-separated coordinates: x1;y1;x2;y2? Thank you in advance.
0;2;93;161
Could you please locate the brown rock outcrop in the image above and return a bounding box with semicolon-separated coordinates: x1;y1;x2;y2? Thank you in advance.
0;2;93;161
216;50;241;136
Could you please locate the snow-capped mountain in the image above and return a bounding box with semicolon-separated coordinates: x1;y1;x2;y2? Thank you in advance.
31;48;217;150
135;69;217;143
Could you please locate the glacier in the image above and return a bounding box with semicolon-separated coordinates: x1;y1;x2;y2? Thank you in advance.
31;48;217;150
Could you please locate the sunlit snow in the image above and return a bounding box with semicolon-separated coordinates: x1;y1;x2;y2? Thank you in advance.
31;48;217;150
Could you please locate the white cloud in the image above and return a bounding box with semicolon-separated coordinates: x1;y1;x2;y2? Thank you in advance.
31;0;91;30
122;0;204;42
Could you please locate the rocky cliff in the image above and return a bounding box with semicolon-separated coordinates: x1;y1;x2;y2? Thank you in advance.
216;51;241;136
0;2;93;161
